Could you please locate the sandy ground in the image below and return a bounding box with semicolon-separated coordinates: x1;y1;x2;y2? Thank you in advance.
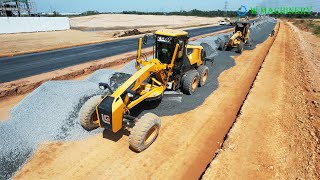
70;14;223;30
0;14;223;56
0;30;114;55
0;94;25;120
203;22;320;179
12;23;278;179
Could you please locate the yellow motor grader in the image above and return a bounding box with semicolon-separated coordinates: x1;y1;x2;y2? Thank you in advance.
79;29;210;152
219;21;253;54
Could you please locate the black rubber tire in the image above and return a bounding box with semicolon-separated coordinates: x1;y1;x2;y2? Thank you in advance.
79;95;102;131
197;65;209;87
219;41;226;51
246;37;253;46
238;42;245;54
129;113;161;152
182;70;200;95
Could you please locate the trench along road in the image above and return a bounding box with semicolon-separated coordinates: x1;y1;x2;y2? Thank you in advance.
202;21;320;179
14;23;279;179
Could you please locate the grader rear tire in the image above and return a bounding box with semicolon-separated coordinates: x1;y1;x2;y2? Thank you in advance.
219;41;226;51
129;113;161;152
79;95;102;131
197;65;209;87
182;70;200;95
238;42;245;54
246;37;253;46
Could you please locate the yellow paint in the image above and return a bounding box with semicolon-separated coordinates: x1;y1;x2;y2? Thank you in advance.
187;45;203;66
155;29;188;36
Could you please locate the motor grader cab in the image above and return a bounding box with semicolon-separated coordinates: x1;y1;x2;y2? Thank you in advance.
78;29;210;152
219;21;252;54
150;29;208;91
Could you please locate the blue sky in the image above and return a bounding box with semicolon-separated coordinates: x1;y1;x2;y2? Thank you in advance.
35;0;319;13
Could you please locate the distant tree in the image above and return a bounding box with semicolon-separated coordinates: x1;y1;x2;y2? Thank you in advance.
121;9;318;19
53;11;60;17
82;11;100;16
123;9;241;17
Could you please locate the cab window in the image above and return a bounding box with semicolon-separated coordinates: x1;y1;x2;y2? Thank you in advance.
187;48;193;55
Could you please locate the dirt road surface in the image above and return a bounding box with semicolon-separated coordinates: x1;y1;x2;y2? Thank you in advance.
13;23;278;179
203;22;320;179
70;14;223;30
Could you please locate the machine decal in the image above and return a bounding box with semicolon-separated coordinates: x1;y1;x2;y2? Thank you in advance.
157;36;172;43
102;114;111;124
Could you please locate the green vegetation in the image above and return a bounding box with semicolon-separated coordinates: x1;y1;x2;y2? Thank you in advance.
308;22;320;35
294;19;320;36
81;11;99;16
270;12;319;19
123;9;319;19
53;11;60;17
305;20;320;35
314;25;320;35
38;8;319;19
123;9;240;17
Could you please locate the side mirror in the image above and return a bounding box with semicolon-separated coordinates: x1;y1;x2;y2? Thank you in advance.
178;40;183;51
99;84;106;90
143;35;148;45
99;83;114;94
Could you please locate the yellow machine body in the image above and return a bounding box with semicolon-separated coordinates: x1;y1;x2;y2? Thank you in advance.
226;22;251;48
186;44;204;66
96;29;205;133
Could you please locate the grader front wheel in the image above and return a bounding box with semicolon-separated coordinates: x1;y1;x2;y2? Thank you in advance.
79;95;102;131
238;42;245;54
129;113;161;152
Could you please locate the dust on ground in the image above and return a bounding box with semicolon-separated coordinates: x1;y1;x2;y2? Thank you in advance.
202;22;320;179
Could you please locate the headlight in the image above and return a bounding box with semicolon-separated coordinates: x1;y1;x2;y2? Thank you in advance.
99;85;106;90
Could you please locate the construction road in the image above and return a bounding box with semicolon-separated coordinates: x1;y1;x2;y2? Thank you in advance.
0;19;276;179
0;25;233;83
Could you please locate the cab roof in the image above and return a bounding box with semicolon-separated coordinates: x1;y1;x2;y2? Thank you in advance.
235;21;250;24
155;29;188;37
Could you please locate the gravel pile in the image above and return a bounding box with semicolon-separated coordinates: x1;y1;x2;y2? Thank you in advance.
190;33;232;59
0;81;105;179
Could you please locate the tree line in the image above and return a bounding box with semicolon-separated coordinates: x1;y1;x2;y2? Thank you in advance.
38;9;319;19
123;9;239;17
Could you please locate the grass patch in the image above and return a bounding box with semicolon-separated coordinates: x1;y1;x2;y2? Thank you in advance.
294;19;320;36
314;26;320;35
307;21;315;28
307;21;320;35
